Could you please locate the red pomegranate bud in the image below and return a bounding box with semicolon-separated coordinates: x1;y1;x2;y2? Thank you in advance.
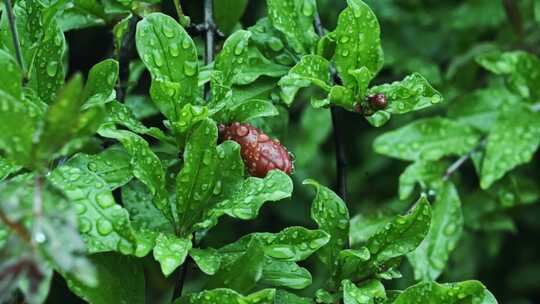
366;93;388;110
219;122;293;177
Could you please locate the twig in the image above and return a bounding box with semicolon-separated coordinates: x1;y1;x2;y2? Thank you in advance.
4;0;26;81
203;0;215;101
313;8;348;201
502;0;523;37
443;138;487;181
116;15;139;102
31;175;44;246
0;210;31;244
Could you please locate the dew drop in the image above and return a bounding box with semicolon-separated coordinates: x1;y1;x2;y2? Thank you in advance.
96;218;113;236
46;61;58;77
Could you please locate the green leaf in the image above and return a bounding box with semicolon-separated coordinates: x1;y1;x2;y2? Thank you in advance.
189;248;221;275
136;13;198;83
58;0;106;31
476;51;540;100
27;16;66;104
342;279;386;304
480;104;540;189
176;288;275;304
49;153;139;255
447;87;521;133
206;238;265;293
275;290;314;304
227;99;279;122
304;179;349;267
266;0;318;54
206;170;293;223
214;30;251;87
393;280;496;304
408;182;464;281
153;233;192;276
374;117;481;161
0;157;21;181
232;48;289;85
337;196;431;281
0;50;22;99
176;119;219;235
278;54;331;106
331;0;383;87
106;101;172;144
0;90;43;167
32;75;85;164
214;0;248;35
98;128;174;224
63;252;145;304
149;79;187;122
366;73;443;126
169;104;209;143
260;260;312;289
349;213;394;247
82;59;118;105
399;161;447;200
262;226;330;261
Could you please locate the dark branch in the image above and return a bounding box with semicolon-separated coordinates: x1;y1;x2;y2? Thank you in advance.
502;0;523;37
116;15;139;102
4;0;26;81
203;0;215;101
313;8;348;202
443;138;487;181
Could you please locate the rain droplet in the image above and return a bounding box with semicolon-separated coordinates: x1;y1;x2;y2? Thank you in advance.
183;61;197;76
46;61;58;77
96;218;113;235
162;24;175;38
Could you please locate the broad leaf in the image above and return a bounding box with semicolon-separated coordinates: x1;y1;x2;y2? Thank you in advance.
480;104;540;189
399;161;447;200
214;0;248;35
214;30;251;87
153;233;192;276
342;279;386;304
260;260;312;289
98;128;174;224
366;73;443;127
227;99;279;122
331;0;383;87
266;0;318;54
408;182;464;281
279;54;331;105
0;50;22;98
304;179;349;267
176;288;275;304
190;248;221;275
393;280;497;304
82;59;118;105
374;117;481;161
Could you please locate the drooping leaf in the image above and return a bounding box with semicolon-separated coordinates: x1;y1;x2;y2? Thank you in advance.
331;0;383;87
58;0;106;31
304;179;349;268
232;48;289;85
82;59;118;105
374;117;481;161
260;260;312;289
153;233;192;276
98;127;174;224
399;161;447;200
408;182;464;281
227;99;279;123
266;0;318;55
279;54;331;105
480;104;540;189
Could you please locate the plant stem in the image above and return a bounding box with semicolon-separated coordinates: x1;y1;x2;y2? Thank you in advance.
502;0;523;37
443;138;487;181
116;15;139;102
172;1;215;300
203;0;215;101
0;210;31;244
313;8;348;201
4;0;26;81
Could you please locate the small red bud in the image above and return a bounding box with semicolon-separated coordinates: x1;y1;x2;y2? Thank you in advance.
367;93;388;110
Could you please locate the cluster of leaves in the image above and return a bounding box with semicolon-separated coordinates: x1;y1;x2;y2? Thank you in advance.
4;0;537;303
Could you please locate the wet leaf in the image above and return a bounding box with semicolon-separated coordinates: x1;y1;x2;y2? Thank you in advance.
189;248;221;275
374;117;481;161
342;279;386;304
480;104;540;189
393;280;496;304
408;182;464;281
279;54;331;105
304;179;349;268
176;288;275;304
153;233;192;276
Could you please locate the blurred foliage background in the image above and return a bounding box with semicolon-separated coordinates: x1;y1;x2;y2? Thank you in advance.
47;0;540;303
